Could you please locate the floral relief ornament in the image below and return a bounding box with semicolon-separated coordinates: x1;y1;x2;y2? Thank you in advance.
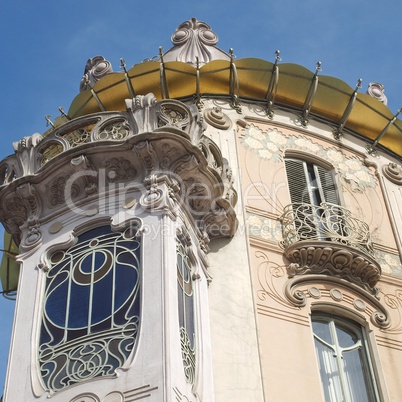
241;124;377;190
247;213;283;242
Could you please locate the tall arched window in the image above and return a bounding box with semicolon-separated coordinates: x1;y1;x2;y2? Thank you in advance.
39;225;141;392
312;314;380;402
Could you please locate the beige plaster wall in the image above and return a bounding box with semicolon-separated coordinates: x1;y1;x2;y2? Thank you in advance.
235;113;402;401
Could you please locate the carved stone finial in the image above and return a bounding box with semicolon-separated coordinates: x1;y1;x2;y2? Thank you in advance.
366;82;387;105
162;18;230;66
80;56;113;92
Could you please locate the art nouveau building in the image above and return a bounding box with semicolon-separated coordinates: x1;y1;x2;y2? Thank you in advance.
1;18;402;402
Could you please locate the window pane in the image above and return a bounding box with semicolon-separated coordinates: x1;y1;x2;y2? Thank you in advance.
312;315;378;402
336;324;358;349
177;238;196;384
312;320;332;345
344;349;374;402
39;226;141;392
314;337;344;402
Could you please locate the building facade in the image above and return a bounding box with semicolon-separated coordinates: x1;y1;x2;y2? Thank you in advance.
1;18;402;402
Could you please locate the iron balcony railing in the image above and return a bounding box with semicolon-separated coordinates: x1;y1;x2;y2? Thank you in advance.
280;202;374;256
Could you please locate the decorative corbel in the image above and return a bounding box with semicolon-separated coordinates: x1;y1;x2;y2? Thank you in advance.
139;174;179;219
125;93;158;133
16;183;43;251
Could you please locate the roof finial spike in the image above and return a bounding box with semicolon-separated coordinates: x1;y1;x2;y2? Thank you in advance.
45;115;55;128
275;50;282;62
120;58;128;73
58;107;70;120
316;61;322;72
159;47;165;64
356;78;363;89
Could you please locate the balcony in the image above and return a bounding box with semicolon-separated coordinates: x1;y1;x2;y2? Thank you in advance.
280;203;381;294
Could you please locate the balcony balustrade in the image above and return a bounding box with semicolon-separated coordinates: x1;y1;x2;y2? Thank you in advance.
280;202;381;294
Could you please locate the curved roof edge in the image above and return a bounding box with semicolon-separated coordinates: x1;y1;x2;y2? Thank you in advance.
63;58;402;158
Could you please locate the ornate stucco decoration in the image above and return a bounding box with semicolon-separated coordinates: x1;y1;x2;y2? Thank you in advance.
383;162;402;185
0;182;42;252
255;250;390;329
12;134;42;176
366;82;388;105
281;202;382;295
203;107;231;130
285;244;381;295
80;56;113;92
0;94;238;242
240;125;377;190
68;385;159;402
161;18;230;66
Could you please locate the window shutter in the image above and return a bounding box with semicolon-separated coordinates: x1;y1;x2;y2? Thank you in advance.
316;165;339;205
284;158;341;241
284;159;307;205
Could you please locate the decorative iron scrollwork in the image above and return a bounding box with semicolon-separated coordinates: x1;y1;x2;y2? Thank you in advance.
39;226;141;392
281;202;374;256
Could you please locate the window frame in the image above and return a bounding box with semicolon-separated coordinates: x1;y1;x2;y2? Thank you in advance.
176;233;197;385
284;155;346;242
284;156;341;207
37;223;142;392
311;312;381;402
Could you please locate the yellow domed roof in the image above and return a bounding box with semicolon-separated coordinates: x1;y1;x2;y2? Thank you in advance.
66;56;402;157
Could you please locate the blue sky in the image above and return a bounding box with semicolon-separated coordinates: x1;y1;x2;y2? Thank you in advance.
1;0;401;394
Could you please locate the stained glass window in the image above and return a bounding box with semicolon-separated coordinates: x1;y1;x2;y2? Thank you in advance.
39;226;141;392
177;237;196;384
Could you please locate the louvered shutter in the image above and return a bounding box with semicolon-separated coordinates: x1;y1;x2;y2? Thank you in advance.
284;159;308;205
284;158;314;240
315;165;343;236
285;158;342;241
315;165;338;205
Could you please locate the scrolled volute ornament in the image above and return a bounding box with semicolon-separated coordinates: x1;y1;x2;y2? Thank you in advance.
139;174;179;219
164;18;229;66
69;393;100;402
80;56;113;92
366;82;387;105
371;310;390;329
383;162;402;185
203;107;231;130
284;283;307;307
